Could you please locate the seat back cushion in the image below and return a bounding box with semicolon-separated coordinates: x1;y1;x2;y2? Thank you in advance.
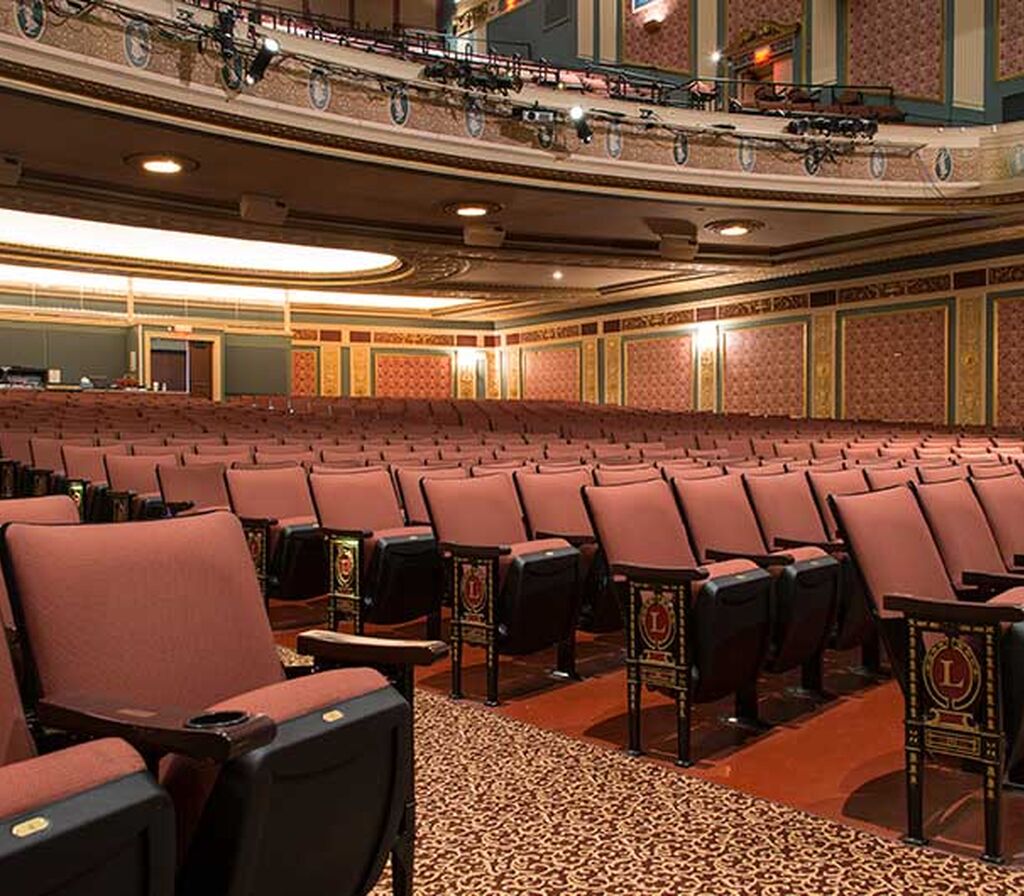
422;474;527;546
744;471;828;546
311;468;403;531
514;469;593;538
225;466;315;520
915;479;1005;586
672;474;767;560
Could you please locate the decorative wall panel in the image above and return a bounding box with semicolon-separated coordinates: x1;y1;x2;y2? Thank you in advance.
485;350;501;399
350;345;371;397
725;0;803;44
582;337;599;403
721;322;807;417
374;352;453;398
505;346;522;400
290;348;318;397
523;345;581;401
604;335;622;404
624;334;695;411
998;0;1024;81
994;297;1024;426
841;306;950;423
956;295;984;425
319;344;341;397
811;312;836;418
622;0;691;73
847;0;944;100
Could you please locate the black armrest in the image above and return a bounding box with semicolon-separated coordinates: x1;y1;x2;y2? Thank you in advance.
884;593;1024;624
774;536;844;553
534;531;597;547
322;527;373;540
296;630;448;667
1014;554;1024;569
166;500;195;515
437;542;511;560
962;569;1024;591
611;563;709;585
240;516;278;528
706;547;792;567
37;694;276;763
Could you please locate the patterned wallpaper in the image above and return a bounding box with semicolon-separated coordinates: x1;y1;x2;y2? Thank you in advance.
374;352;453;398
841;306;949;423
995;298;1024;426
721;322;807;417
622;0;692;73
725;0;803;44
847;0;945;100
624;334;695;411
522;345;581;402
999;0;1024;80
290;349;318;397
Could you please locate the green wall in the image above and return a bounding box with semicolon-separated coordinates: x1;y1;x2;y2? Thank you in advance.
223;334;290;396
0;321;131;384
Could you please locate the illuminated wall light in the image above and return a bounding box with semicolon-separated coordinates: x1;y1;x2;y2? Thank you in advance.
710;49;723;64
696;322;718;351
552;270;564;281
456;348;483;370
753;46;772;66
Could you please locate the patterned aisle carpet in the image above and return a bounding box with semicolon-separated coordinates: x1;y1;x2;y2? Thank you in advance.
372;690;1024;896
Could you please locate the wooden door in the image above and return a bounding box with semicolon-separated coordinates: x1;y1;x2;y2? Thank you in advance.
150;349;186;392
189;342;213;399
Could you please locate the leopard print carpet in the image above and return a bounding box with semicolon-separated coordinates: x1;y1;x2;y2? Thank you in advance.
372;689;1024;896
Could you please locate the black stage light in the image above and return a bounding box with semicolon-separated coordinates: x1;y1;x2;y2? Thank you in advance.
245;36;280;85
215;8;237;61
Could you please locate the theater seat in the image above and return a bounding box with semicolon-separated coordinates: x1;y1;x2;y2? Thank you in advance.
515;468;621;632
582;479;772;764
105;453;178;520
310;468;443;636
422;473;581;705
225;466;325;601
394;465;468;526
0;616;174;896
673;474;839;695
1;511;442;896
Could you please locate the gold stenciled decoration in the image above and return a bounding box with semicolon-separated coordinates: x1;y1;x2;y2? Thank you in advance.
697;343;716;411
957;295;985;425
811;311;836;419
605;335;621;404
505;346;521;399
582;338;598;403
485;350;501;399
457;358;477;399
350;344;371;397
320;344;341;397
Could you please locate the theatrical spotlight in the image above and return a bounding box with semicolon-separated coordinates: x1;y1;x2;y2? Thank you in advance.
213;8;237;62
568;105;593;144
245;36;280;86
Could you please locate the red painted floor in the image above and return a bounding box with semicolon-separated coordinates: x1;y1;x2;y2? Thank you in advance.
273;600;1024;865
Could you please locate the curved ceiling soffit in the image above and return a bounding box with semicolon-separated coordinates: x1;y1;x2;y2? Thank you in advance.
1;53;1022;214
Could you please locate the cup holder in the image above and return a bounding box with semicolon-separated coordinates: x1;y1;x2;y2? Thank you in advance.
185;710;251;730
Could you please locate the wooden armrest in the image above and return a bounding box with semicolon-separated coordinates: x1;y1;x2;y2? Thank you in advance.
706;547;792;567
534;531;597;547
296;630;448;667
962;570;1024;591
38;694;276;763
438;543;511;559
884;593;1024;624
774;536;844;553
611;563;709;585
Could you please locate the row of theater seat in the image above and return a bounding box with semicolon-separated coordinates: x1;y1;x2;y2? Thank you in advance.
0;501;447;896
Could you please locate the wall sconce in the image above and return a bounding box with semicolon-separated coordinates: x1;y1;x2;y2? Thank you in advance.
456;348;482;370
696;322;718;352
643;15;665;34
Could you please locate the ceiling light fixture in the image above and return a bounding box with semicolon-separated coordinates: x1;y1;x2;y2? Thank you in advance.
705;219;764;238
245;36;280;86
552;270;564;281
126;153;198;176
444;202;503;219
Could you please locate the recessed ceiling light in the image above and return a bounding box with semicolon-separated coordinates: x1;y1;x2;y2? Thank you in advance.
444;202;502;218
705;219;764;238
125;153;199;176
552;270;564;281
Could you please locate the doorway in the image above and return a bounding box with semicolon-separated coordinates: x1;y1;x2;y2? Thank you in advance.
146;335;218;398
189;341;213;399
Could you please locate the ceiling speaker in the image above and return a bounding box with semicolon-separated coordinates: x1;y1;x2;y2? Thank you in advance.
463;224;506;248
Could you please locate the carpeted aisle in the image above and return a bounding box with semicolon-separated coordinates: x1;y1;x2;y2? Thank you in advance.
376;690;1024;896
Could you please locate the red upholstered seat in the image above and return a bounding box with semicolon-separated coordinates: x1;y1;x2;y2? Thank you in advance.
807;468;869;539
593;465;658;486
157;463;231;512
395;465;468;525
2;512;407;896
864;466;917;490
972;475;1024;572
